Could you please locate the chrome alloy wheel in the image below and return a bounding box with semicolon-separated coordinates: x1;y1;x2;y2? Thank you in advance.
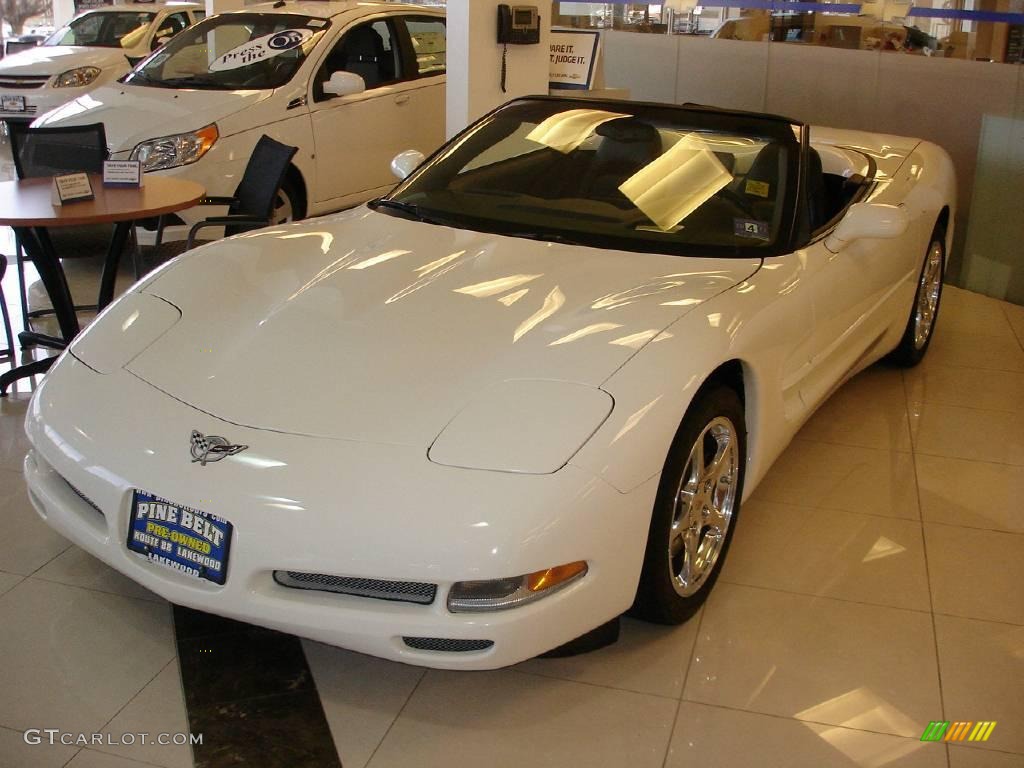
669;416;739;597
913;241;943;350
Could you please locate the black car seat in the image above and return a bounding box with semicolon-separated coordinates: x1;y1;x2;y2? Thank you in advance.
806;147;827;231
583;119;662;202
340;26;390;89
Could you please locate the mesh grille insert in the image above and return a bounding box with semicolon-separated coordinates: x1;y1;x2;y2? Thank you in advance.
273;571;436;605
403;637;494;653
65;480;104;519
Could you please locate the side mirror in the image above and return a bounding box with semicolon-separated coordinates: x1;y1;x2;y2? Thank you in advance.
391;149;424;181
323;71;366;98
151;35;171;51
824;202;909;253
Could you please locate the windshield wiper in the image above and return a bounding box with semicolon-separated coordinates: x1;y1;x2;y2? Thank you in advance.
369;199;458;227
124;70;163;87
159;75;219;89
500;230;587;247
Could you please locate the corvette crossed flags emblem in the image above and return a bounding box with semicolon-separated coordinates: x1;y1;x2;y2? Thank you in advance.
190;430;248;466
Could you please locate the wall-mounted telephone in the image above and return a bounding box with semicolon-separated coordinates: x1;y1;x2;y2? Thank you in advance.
497;5;541;94
497;4;541;45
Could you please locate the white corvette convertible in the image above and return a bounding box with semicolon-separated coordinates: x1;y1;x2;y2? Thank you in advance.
23;97;955;669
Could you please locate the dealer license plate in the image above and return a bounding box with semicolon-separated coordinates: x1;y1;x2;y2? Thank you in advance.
1;95;26;113
127;491;233;585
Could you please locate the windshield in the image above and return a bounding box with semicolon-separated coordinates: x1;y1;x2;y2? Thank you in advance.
126;13;329;90
383;99;801;257
45;11;157;48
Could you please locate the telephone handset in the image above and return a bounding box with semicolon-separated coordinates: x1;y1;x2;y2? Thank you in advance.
497;4;540;94
497;4;540;45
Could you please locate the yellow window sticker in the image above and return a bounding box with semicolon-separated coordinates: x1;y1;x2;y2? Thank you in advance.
745;179;770;198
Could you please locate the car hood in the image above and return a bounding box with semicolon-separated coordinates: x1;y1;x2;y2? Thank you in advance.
126;209;760;445
33;83;269;152
0;45;130;76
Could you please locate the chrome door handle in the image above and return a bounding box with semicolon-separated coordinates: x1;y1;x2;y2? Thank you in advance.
395;94;410;105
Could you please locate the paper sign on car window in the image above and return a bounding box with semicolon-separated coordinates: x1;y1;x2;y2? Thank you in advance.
210;28;313;72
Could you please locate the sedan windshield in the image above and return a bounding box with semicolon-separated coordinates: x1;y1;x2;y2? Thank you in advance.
126;14;329;90
45;11;157;48
382;99;801;257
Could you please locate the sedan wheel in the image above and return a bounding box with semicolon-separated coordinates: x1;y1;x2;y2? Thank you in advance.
632;385;746;624
272;186;295;224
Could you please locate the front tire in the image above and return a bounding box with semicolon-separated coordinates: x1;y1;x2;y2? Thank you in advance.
272;177;305;224
631;385;746;625
887;224;945;367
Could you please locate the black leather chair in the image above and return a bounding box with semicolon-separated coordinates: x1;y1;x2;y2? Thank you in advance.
0;257;15;363
184;135;299;250
7;122;116;334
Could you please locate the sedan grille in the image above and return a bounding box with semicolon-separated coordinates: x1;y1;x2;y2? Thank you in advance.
273;571;437;605
0;75;49;89
403;637;494;653
65;480;104;520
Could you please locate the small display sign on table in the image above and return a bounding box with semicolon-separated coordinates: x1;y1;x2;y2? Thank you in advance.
50;173;94;206
103;160;143;188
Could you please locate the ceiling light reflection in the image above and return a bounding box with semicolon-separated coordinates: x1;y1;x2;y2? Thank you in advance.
550;322;622;346
456;274;542;298
514;286;565;342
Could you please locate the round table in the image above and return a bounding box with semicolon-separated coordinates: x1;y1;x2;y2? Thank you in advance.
0;174;205;395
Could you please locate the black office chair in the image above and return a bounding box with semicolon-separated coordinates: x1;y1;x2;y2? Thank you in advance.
7;122;117;335
184;135;298;250
0;257;15;363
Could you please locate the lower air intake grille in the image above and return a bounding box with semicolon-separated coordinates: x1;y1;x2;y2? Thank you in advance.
66;480;104;519
403;637;494;653
273;571;437;605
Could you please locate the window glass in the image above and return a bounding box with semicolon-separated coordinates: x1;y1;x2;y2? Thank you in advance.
45;11;157;48
315;20;400;98
406;17;446;76
129;14;330;90
385;99;799;258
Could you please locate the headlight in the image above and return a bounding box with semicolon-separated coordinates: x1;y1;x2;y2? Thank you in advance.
130;124;219;172
428;380;613;474
448;561;588;612
53;66;101;88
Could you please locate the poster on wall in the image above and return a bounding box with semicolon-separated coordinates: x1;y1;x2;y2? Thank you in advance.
74;0;112;12
549;29;600;90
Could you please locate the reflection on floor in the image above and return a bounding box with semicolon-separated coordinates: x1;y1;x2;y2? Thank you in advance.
1;237;1023;767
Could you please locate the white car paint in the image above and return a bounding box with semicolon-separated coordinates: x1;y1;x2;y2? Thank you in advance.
0;4;202;122
35;1;447;238
22;119;956;669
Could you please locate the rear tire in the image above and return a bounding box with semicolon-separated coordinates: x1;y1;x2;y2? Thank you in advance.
631;386;746;625
887;224;945;367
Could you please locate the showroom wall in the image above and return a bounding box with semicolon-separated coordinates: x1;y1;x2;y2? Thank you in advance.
601;32;1024;304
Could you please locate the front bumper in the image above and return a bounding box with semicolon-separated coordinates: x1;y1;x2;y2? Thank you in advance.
0;86;84;122
24;355;656;669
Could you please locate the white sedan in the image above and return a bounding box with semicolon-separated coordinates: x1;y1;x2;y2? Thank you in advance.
34;1;447;240
23;97;955;669
0;3;203;123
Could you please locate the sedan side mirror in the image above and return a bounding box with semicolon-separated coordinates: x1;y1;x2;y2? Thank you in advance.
391;149;424;181
825;202;909;253
323;71;366;98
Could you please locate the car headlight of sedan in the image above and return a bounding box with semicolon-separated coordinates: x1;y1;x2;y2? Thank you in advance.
130;124;219;172
53;66;102;88
428;380;613;474
448;561;588;612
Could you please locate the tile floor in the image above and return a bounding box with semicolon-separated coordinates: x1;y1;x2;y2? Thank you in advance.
1;240;1023;768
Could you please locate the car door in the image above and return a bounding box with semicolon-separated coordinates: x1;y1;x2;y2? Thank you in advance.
799;153;908;408
307;15;432;207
